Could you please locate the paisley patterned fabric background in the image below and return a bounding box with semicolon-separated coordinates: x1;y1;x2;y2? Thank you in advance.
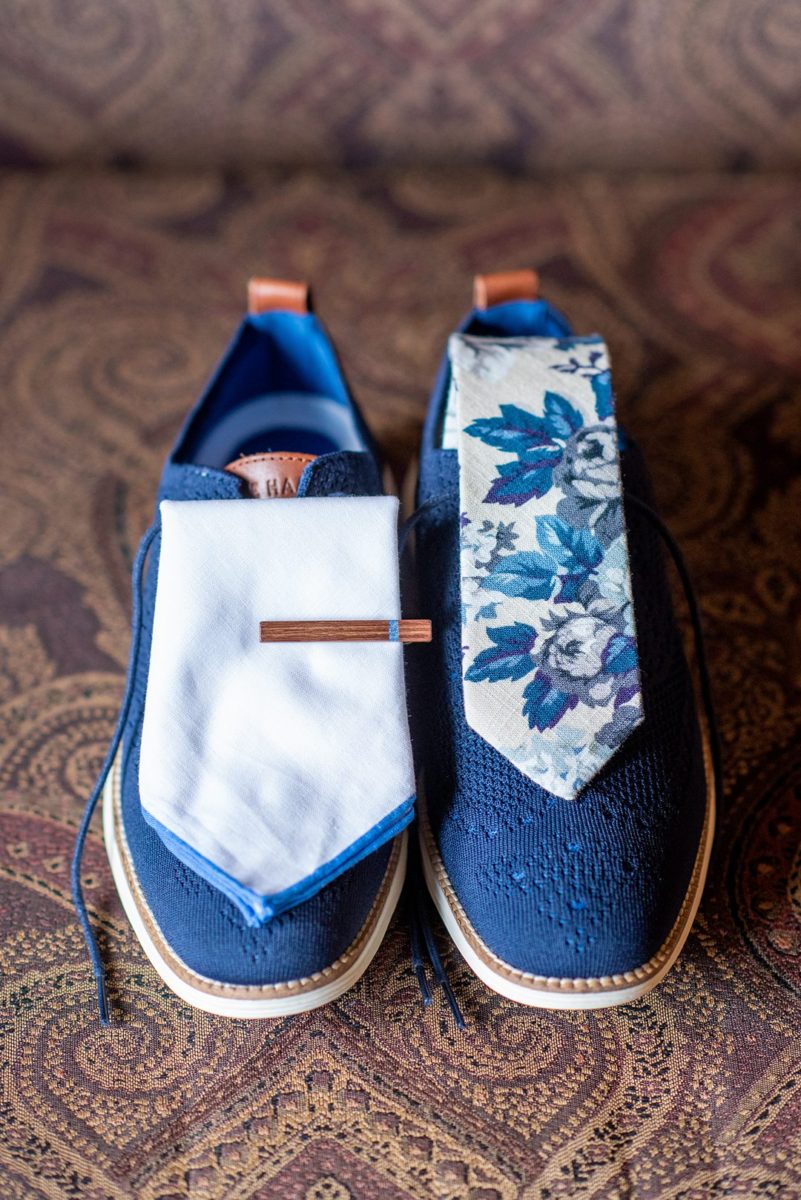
0;0;800;172
1;6;801;1192
0;164;800;1197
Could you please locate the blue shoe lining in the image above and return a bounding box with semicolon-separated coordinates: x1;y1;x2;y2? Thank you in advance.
173;310;372;467
191;393;366;464
424;298;573;453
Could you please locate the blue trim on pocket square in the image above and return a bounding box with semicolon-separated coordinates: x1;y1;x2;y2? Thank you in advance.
141;795;416;926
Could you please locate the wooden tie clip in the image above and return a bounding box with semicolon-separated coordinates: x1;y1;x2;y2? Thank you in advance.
259;619;432;644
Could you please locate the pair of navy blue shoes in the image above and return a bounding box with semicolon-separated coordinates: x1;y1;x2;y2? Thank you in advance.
73;272;717;1023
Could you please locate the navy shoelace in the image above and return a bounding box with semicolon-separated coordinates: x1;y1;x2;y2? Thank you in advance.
406;832;466;1029
71;520;159;1026
73;491;721;1026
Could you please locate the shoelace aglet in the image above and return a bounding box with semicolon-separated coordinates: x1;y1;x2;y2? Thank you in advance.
409;907;434;1006
94;968;111;1027
427;948;466;1030
439;975;466;1030
418;896;467;1030
414;962;434;1007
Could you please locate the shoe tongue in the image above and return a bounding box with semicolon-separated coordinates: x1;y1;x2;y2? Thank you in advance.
224;452;317;499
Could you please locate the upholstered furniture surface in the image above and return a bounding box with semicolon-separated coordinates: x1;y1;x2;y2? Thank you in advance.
1;165;799;1198
1;0;800;1194
0;0;798;172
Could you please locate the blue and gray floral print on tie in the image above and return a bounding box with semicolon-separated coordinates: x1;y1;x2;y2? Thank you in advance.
451;333;643;800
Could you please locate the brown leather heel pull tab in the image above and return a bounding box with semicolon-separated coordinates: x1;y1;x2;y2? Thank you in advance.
225;452;317;499
248;277;310;316
473;269;539;310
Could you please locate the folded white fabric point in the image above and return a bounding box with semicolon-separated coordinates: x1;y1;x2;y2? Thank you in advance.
139;495;415;924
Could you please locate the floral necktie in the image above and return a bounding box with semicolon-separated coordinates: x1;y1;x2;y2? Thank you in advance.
451;333;643;800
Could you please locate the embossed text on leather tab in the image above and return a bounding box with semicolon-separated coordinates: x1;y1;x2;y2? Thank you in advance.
224;452;316;498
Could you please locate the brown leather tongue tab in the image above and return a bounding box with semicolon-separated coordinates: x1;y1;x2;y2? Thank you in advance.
473;269;539;309
224;452;316;499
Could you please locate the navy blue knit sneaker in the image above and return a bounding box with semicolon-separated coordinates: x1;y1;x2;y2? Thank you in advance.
411;270;717;1009
73;278;416;1021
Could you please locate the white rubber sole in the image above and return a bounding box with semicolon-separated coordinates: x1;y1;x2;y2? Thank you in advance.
418;730;716;1010
103;756;407;1018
